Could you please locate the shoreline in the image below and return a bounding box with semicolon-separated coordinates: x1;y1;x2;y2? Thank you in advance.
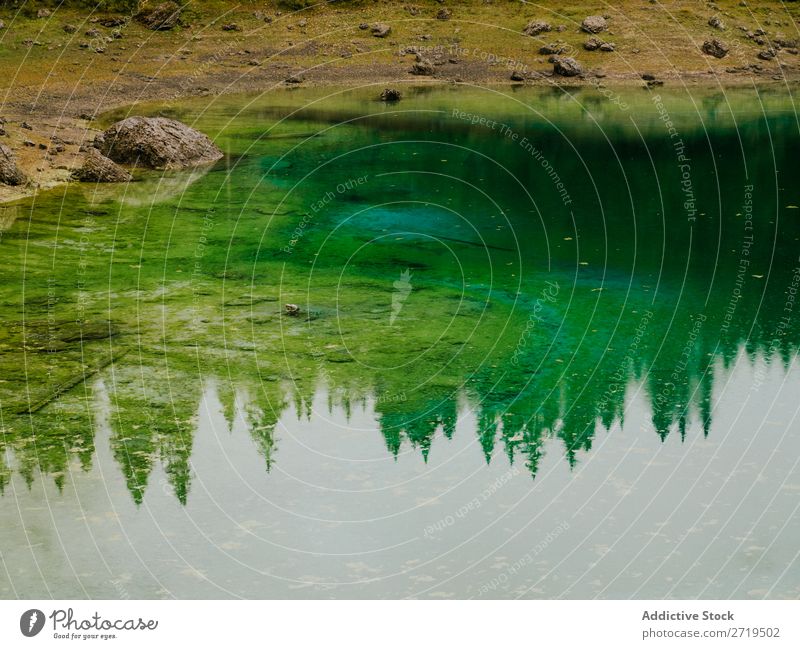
2;1;799;203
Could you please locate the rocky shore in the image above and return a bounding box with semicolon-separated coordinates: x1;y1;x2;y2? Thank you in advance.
1;0;799;202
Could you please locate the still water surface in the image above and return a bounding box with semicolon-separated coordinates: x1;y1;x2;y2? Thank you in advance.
0;86;799;598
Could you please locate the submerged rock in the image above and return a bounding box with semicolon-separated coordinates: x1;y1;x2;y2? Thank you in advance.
380;88;402;101
0;144;27;186
94;117;223;170
72;148;133;183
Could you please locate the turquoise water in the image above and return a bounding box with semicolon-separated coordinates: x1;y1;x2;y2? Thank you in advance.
0;85;799;598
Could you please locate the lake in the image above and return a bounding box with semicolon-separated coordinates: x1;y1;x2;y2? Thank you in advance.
1;85;799;599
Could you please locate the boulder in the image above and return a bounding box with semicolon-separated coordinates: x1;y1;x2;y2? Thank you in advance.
63;24;77;33
708;15;725;30
581;15;607;34
72;148;133;183
758;49;776;60
136;1;181;31
436;8;452;20
94;117;223;170
371;23;391;38
523;20;551;36
702;38;729;58
0;144;27;186
553;57;583;77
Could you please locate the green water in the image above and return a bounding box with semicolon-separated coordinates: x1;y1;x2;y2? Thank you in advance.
1;85;799;598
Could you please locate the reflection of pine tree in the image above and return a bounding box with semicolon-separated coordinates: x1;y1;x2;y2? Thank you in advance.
244;384;285;473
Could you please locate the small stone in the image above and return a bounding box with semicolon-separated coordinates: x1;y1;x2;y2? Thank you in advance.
436;8;452;20
221;23;241;32
63;24;77;33
701;39;729;58
581;15;608;34
584;37;601;51
522;20;551;36
411;58;435;75
553;57;583;77
539;43;567;55
371;23;391;38
285;304;300;316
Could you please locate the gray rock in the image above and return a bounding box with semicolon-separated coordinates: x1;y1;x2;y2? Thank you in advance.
136;1;181;31
553;57;583;77
72;148;133;183
539;42;567;55
94;117;223;170
523;20;551;36
63;23;78;33
0;144;27;186
371;23;391;38
584;37;601;51
599;42;615;52
410;58;435;75
708;15;725;30
702;38;729;58
436;8;452;20
581;15;608;34
775;36;799;48
758;49;776;60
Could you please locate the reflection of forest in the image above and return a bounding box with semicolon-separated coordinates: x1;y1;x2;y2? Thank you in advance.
1;90;799;504
1;252;797;504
